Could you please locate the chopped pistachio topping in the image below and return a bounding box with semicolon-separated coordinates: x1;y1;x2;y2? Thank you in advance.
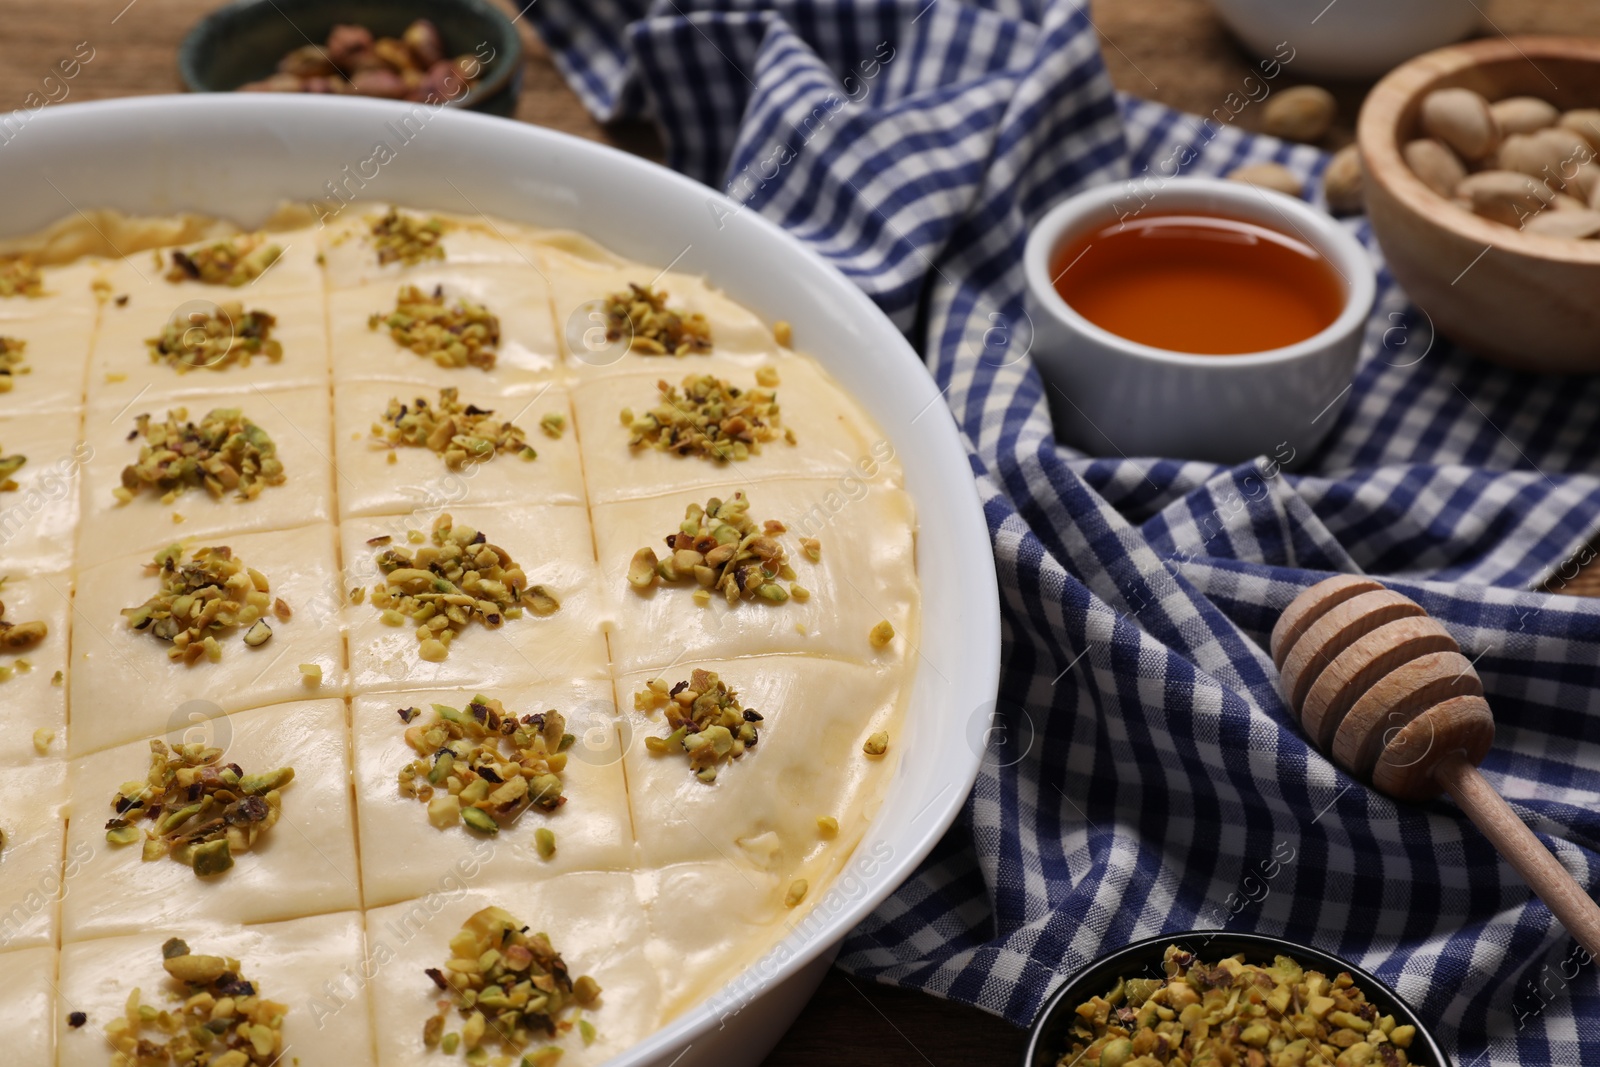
146;301;282;373
371;208;449;266
863;731;889;757
0;583;47;658
540;412;567;438
625;373;793;462
165;235;283;287
630;491;799;606
370;283;499;370
372;387;536;470
1058;944;1416;1067
799;536;821;562
0;335;30;392
105;739;293;879
773;320;793;347
0;257;43;298
299;662;322;684
636;668;761;782
121;544;277;662
369;512;558;662
422;906;600;1058
817;815;838;836
105;938;287;1066
869;619;895;649
0;447;25;491
31;727;54;754
755;365;780;387
535;827;556;859
397;697;571;835
785;879;808;908
604;283;712;356
116;407;286;505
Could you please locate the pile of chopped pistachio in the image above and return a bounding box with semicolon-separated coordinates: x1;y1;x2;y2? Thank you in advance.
422;906;600;1059
372;387;537;470
628;491;801;606
0;577;47;685
636;668;761;782
146;301;282;373
371;207;449;266
369;513;558;663
165;235;283;287
105;739;293;878
604;282;712;356
1059;944;1419;1067
0;335;29;391
397;697;572;836
370;283;500;370
0;257;43;298
116;407;286;505
104;938;287;1067
122;544;280;663
0;446;23;491
622;373;792;462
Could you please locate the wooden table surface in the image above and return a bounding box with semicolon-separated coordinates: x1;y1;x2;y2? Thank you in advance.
2;1;1596;1063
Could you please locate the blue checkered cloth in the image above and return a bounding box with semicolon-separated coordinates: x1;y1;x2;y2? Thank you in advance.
526;1;1600;1061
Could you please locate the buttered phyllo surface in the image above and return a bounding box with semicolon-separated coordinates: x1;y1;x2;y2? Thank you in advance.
0;206;918;1066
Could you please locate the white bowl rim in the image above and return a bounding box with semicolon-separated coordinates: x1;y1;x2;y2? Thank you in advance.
1023;177;1377;370
2;93;1001;1066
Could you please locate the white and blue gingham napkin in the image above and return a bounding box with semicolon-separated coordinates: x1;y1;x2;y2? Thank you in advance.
526;1;1600;1061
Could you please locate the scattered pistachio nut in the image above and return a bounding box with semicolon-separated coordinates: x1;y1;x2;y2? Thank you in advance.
105;938;285;1067
636;491;799;607
146;301;282;373
1261;84;1336;143
1402;138;1467;198
116;407;286;505
299;662;322;684
540;411;567;438
773;319;793;347
372;387;536;469
0;257;43;298
869;619;895;649
863;731;889;757
1419;87;1501;161
105;738;293;879
422;906;599;1059
1056;944;1416;1067
604;282;712;356
121;543;276;663
0;447;25;491
369;512;557;662
165;235;283;287
0;335;29;392
32;727;54;754
816;815;838;836
636;668;762;782
535;826;556;859
799;536;821;562
396;696;572;835
370;283;500;370
370;207;450;266
1321;144;1364;215
785;878;809;908
0;584;48;657
1225;162;1303;199
625;373;792;461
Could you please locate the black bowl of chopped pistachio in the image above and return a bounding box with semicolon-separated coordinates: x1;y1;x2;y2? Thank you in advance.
1025;933;1450;1067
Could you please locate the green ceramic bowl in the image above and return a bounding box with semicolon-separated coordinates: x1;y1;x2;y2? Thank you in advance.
178;0;523;116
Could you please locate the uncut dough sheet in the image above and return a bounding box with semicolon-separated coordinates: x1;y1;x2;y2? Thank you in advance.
0;206;920;1064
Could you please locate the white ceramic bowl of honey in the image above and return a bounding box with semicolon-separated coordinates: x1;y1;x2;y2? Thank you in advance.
1024;178;1376;465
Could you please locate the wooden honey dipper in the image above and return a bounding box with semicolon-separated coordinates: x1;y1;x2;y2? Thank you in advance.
1271;574;1600;958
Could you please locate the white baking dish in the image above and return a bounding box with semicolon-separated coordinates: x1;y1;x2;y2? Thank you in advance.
1;94;999;1066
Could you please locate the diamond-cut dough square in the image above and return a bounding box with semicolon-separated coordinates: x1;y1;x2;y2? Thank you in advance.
328;266;559;392
86;286;330;408
0;759;66;951
341;505;608;695
572;360;889;503
0;946;57;1065
352;678;636;907
0;305;93;415
538;236;783;377
61;698;361;941
332;378;585;519
0;410;84;574
57;911;378;1067
92;228;324;306
0;570;70;766
617;655;903;873
365;874;660;1066
69;523;349;756
318;208;552;289
77;384;335;568
593;477;917;673
639;861;787;1022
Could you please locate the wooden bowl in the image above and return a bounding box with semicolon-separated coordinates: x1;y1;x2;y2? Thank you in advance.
1358;37;1600;372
